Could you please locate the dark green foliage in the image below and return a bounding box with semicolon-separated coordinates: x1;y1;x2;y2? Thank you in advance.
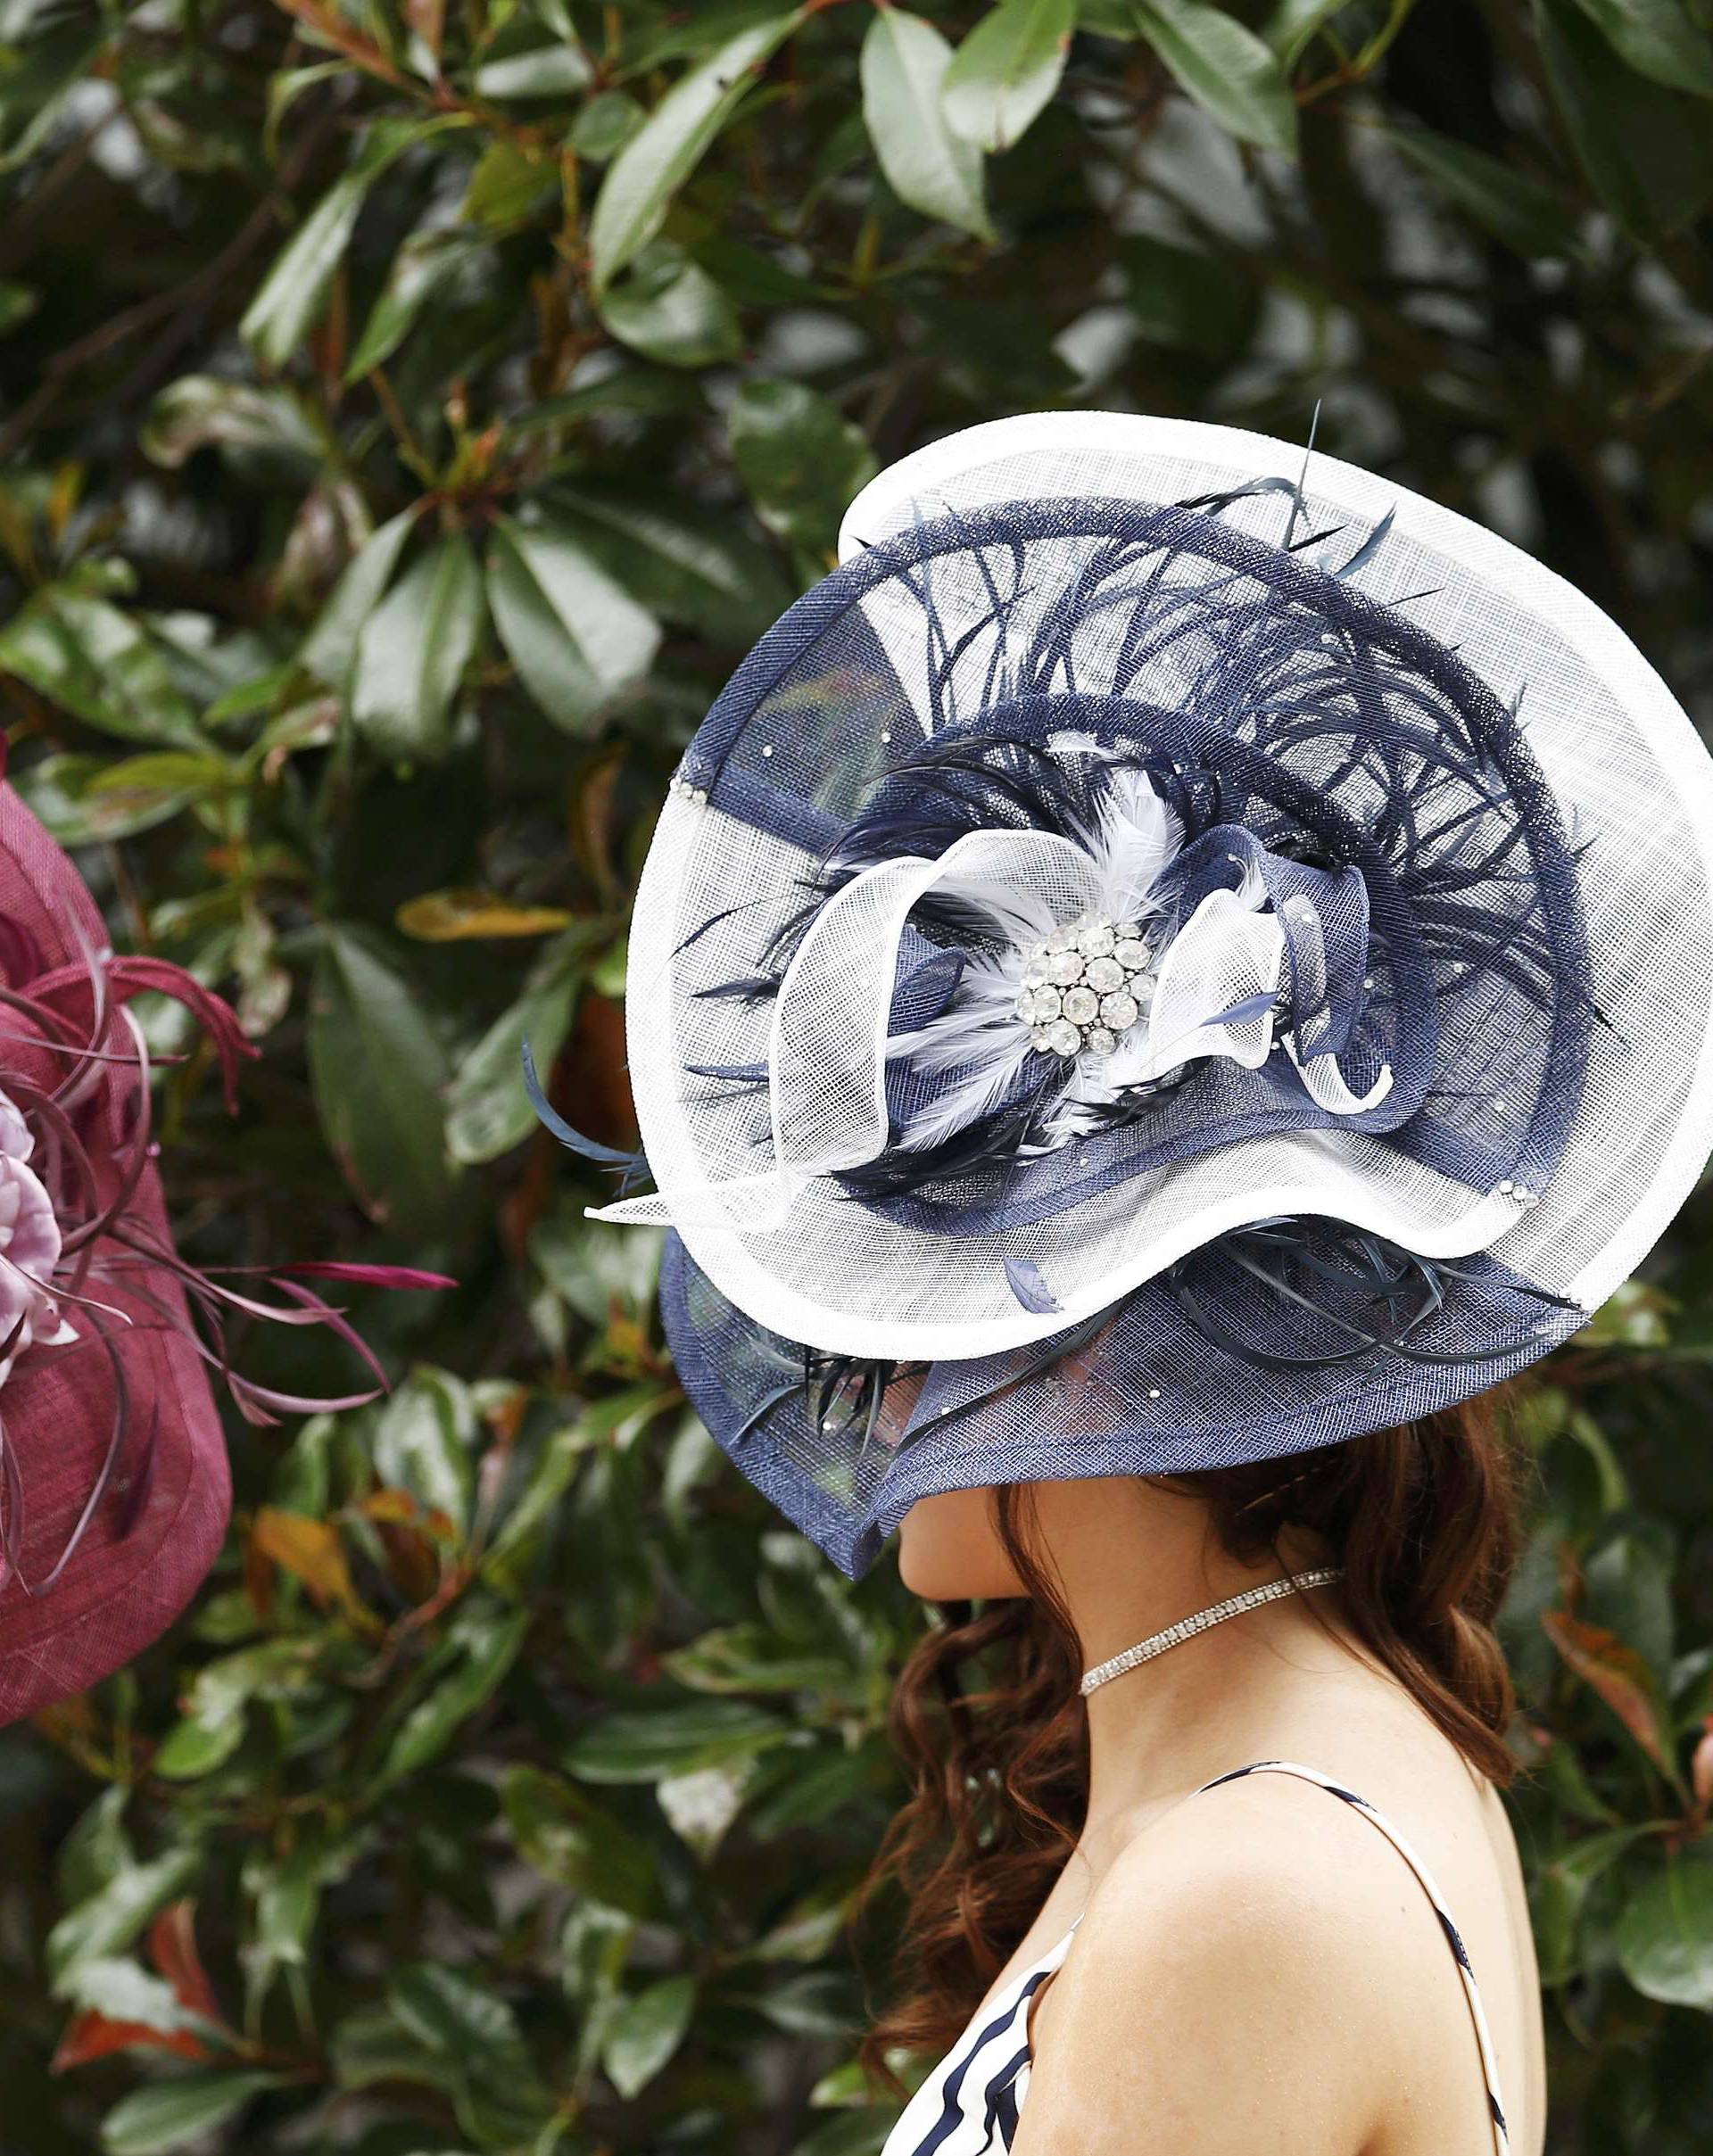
2;2;1713;2150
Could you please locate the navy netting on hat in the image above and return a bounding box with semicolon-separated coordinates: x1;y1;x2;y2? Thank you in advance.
661;1232;1585;1578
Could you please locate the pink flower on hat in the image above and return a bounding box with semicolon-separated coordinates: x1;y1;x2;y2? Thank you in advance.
0;1085;74;1381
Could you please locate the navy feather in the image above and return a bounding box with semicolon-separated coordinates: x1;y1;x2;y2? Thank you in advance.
1005;1258;1062;1313
522;1039;649;1178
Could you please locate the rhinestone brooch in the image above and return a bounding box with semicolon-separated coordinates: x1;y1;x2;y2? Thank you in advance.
1016;911;1153;1058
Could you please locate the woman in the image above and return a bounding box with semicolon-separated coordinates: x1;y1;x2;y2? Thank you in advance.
534;413;1713;2152
873;1411;1537;2154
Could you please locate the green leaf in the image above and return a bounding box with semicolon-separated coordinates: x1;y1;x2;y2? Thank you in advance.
472;38;592;99
379;1607;530;1780
47;1846;206;1991
372;1365;480;1529
309;924;458;1234
241;118;459;370
0;12;108;171
485;513;661;733
1388;126;1581;258
503;369;702;436
861;12;995;240
756;1966;857;2037
1259;0;1353;60
532;1218;664;1332
460;139;557;234
1531;1824;1655;1987
388;1962;530;2061
242;1826;363;2014
656;1758;750;1856
501;1765;657;1914
571;91;647;161
0;278;37;335
329;2000;457;2096
384;1964;558;2144
300;506;424;694
101;2073;286;2155
745;1744;881;1838
663;1623;852;1697
564;1698;790;1782
1569;0;1713;96
601;1975;696;2099
11;753;214;843
0;591;203;746
153;1640;316;1781
476;1422;588;1591
141;376;324;469
263;61;348;161
596;242;743;368
547;482;792;642
57;1789;133;1910
559;1902;634;2067
691;234;832;307
1128;0;1299;156
1618;1856;1713;2009
345;231;477;380
445;928;597;1165
589;14;803;292
352;533;484;763
727;379;877;558
944;0;1076;153
1537;0;1713;241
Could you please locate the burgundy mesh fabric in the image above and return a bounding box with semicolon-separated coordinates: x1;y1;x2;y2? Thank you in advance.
0;788;229;1725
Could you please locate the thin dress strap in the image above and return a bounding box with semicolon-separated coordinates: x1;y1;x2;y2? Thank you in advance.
1199;1760;1511;2155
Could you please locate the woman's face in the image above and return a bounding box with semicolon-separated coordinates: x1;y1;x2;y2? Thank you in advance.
897;1486;1030;1600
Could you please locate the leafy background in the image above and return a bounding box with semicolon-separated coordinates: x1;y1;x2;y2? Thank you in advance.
3;0;1713;2150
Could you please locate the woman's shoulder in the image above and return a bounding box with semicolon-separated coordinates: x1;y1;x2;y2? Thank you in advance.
1012;1768;1439;2155
1090;1762;1417;1984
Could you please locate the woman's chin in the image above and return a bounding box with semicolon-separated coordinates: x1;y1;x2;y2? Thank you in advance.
898;1488;1030;1601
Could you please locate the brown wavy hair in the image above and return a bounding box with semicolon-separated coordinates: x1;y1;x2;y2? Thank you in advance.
858;1395;1522;2080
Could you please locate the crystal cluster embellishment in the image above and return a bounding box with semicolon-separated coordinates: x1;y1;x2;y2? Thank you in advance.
1016;912;1153;1057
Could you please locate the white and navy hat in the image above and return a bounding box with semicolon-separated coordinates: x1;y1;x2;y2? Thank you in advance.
534;413;1713;1577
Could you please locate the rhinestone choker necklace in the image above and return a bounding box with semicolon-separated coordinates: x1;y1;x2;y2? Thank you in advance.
1079;1566;1345;1698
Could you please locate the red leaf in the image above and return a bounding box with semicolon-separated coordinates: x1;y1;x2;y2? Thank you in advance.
149;1902;223;2024
1543;1610;1682;1787
1691;1718;1713;1830
53;2011;209;2073
274;1260;458;1291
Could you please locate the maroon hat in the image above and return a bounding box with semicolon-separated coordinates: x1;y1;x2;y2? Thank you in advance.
0;781;446;1724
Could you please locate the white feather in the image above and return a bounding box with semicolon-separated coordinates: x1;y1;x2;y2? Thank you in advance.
887;950;1039;1152
922;872;1061;947
1077;765;1182;925
892;1031;1039;1152
890;954;1022;1061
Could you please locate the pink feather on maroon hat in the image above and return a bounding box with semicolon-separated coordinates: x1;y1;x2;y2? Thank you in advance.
0;780;450;1725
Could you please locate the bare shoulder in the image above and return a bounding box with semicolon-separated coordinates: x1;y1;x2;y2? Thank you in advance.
1012;1771;1428;2156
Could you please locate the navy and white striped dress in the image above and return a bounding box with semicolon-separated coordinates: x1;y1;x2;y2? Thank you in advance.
881;1761;1511;2156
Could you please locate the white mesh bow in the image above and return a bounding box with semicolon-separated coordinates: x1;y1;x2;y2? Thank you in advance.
600;789;1394;1233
